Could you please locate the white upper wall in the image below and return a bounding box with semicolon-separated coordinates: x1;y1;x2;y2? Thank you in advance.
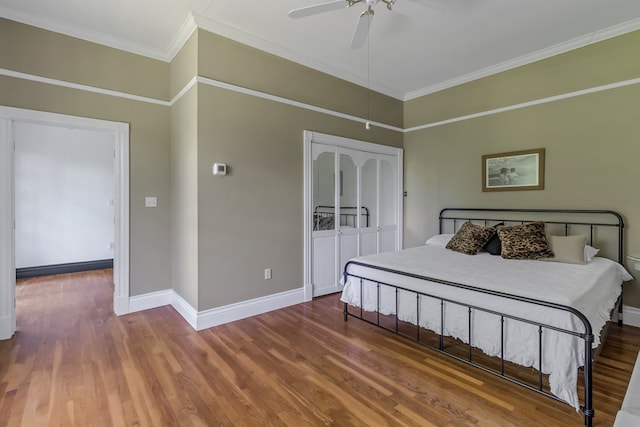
14;121;114;268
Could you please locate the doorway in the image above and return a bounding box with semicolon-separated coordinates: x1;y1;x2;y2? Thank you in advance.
0;107;130;340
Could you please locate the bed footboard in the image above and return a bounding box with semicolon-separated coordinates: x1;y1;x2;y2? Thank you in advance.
343;261;596;426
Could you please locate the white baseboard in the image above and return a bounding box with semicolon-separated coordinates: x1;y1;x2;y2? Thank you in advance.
194;288;305;331
126;287;306;332
170;291;198;330
0;314;15;340
312;284;343;298
303;282;313;302
622;305;640;328
129;289;173;313
113;295;131;316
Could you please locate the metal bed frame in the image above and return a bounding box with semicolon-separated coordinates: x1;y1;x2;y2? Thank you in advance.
313;205;370;230
342;208;625;427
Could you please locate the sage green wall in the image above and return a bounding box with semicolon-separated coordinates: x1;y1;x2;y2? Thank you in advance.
197;30;403;129
170;87;199;308
169;32;200;307
196;85;401;310
0;18;172;297
404;30;640;308
0;18;169;100
170;32;198;100
194;30;403;310
404;31;640;128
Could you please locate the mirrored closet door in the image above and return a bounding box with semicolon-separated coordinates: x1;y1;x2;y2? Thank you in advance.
304;132;403;298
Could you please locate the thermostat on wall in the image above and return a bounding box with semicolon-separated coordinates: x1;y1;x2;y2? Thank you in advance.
213;163;227;176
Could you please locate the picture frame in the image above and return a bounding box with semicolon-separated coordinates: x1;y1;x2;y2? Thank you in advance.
482;148;545;192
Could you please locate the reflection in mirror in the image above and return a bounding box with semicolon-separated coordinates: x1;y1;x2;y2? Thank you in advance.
380;159;396;226
313;152;335;231
339;154;357;228
361;158;377;228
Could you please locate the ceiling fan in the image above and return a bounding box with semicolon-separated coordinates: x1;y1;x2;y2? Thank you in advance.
288;0;443;49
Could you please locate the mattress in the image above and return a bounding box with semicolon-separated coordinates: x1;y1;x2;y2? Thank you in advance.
341;244;632;410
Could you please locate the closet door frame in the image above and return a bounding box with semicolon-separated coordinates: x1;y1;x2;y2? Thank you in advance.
303;131;403;301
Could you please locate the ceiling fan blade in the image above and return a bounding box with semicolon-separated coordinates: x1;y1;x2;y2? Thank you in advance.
288;0;349;19
351;10;374;49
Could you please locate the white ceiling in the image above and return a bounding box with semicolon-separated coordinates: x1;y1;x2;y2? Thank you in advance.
2;0;640;100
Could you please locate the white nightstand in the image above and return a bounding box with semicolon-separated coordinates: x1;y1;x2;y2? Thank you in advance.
627;254;640;271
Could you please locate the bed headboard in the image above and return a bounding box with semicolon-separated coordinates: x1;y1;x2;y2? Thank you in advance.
313;206;370;229
439;208;625;264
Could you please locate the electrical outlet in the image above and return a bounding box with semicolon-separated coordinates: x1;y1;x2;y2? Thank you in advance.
264;268;272;280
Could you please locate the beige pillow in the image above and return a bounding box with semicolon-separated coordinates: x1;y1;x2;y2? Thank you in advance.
541;235;587;265
446;221;496;255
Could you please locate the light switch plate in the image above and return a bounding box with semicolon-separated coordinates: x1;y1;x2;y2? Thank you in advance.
145;197;157;208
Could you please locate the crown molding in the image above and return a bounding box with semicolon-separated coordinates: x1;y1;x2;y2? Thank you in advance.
2;6;638;100
165;12;198;62
0;6;172;62
404;17;640;101
188;13;640;101
190;11;405;100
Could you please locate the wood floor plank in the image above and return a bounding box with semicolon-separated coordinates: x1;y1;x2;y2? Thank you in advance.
1;269;639;426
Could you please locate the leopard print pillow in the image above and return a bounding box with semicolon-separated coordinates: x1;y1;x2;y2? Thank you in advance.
497;221;554;260
446;221;496;255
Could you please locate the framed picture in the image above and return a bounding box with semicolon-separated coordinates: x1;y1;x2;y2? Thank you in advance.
482;148;545;192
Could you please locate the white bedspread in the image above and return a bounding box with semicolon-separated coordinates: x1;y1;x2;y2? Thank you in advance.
340;245;632;410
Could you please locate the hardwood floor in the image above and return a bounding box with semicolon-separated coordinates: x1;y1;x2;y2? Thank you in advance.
1;270;639;426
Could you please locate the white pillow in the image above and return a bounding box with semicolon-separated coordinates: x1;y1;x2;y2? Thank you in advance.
585;245;599;262
425;234;454;247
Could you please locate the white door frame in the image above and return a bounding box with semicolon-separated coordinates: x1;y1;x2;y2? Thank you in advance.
303;131;403;301
0;107;130;340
